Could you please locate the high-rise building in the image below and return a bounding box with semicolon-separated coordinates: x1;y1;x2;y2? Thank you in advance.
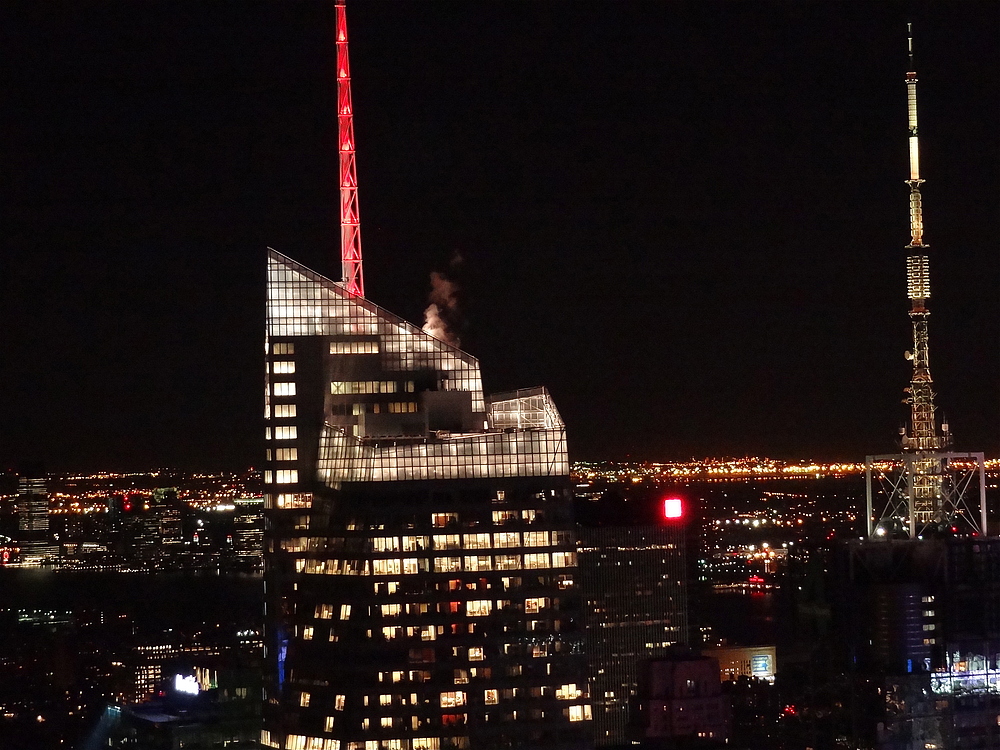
233;495;264;564
17;471;57;564
578;524;689;746
261;250;592;750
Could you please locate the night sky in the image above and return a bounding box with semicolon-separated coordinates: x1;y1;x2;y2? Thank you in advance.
2;1;997;471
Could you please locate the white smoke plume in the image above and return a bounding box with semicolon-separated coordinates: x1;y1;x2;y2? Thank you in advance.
422;266;461;347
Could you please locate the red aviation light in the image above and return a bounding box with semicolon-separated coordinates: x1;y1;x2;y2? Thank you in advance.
663;497;684;520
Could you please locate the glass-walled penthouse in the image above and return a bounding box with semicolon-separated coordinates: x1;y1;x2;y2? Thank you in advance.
262;251;591;750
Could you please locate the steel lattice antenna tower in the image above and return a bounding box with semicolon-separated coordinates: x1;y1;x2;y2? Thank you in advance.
865;26;986;539
901;24;949;455
336;0;364;297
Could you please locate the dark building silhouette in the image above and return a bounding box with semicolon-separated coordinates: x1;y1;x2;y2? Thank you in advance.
579;523;689;746
635;647;730;748
841;538;1000;749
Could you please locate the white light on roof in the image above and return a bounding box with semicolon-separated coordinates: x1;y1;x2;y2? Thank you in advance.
174;674;199;695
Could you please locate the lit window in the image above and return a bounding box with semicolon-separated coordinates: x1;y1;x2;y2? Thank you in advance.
273;382;296;397
381;604;402;618
373;536;400;552
265;427;272;440
494;554;522;571
373;559;402;576
524;531;550;547
330;380;398;395
493;532;521;548
463;533;490;549
466;600;492;617
275;470;298;484
276;448;298;461
469;647;485;661
552;551;577;568
324;717;335;732
276;493;311;509
524;553;550;569
464;556;492;572
524;597;548;614
433;534;461;550
380;694;393;706
334;695;345;711
434;557;461;573
302;626;313;640
402;536;429;552
484;689;498;705
556;684;581;700
275;426;297;440
274;404;296;419
454;669;469;684
340;605;352;621
330;341;379;355
568;704;592;722
273;343;294;355
439;691;466;708
272;361;296;374
388;401;418;413
299;692;310;707
312;604;333;620
381;717;393;728
432;513;458;528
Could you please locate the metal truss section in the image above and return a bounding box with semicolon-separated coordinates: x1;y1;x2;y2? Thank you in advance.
336;0;364;297
488;387;565;430
865;452;987;539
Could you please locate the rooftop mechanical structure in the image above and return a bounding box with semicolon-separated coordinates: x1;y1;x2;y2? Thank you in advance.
866;26;986;540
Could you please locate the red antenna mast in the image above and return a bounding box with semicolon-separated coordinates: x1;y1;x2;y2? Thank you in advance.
336;0;364;296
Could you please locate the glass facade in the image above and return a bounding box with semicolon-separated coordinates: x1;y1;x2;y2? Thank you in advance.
263;250;591;750
578;526;689;746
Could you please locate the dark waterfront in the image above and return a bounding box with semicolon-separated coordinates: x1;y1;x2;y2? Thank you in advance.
0;568;263;624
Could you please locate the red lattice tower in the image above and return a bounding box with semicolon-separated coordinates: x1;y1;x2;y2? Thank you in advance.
336;0;364;297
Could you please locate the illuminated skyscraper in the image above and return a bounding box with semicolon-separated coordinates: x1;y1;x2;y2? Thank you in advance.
17;471;56;564
261;251;592;750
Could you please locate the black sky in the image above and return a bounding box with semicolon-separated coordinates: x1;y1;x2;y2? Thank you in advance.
2;1;997;471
